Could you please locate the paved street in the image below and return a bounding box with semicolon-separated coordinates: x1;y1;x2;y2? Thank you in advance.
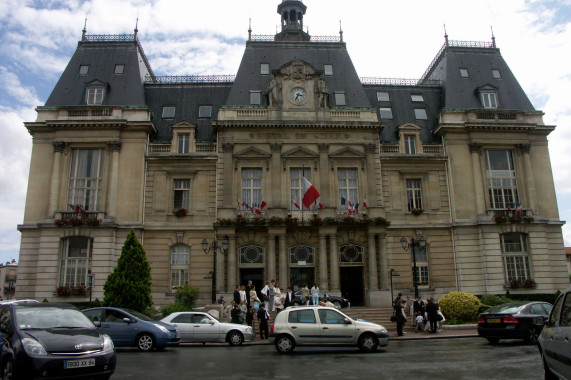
112;337;543;379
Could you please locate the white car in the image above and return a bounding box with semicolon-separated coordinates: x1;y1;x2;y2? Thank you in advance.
161;312;255;346
268;306;390;353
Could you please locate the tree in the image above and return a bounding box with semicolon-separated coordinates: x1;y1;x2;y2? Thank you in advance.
103;230;152;312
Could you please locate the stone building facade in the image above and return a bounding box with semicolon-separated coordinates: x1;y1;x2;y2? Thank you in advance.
17;1;568;307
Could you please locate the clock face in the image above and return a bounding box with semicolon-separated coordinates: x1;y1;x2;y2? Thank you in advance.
290;87;307;103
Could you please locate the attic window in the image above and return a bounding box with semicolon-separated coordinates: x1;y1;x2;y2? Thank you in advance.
79;65;89;76
162;106;176;119
198;105;212;118
114;64;125;74
379;107;393;119
481;91;498;109
411;94;424;102
414;108;428;120
377;92;390;102
492;69;502;79
334;92;346;106
250;91;261;105
260;63;270;75
324;65;333;76
86;87;104;105
459;68;469;78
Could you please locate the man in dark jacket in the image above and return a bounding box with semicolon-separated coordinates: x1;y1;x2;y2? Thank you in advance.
413;296;425;326
284;286;295;308
426;297;439;333
230;301;241;324
257;303;269;339
233;285;241;305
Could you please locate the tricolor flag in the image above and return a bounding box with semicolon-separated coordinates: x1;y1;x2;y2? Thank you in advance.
301;177;320;209
363;199;368;209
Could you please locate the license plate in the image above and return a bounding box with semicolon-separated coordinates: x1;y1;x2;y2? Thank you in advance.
64;358;95;369
487;318;501;323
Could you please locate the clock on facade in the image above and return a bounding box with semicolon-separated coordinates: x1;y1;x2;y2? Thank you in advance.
290;87;307;103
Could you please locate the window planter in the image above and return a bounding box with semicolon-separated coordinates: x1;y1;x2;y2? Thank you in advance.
509;278;536;289
268;217;284;226
56;285;88;297
284;216;299;226
410;208;424;216
372;217;391;227
173;208;187;217
310;217;323;226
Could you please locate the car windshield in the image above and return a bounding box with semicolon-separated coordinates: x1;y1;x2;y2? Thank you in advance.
15;307;95;329
123;308;154;321
486;303;526;314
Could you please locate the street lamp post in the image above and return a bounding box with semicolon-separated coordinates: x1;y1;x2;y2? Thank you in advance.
389;268;400;307
400;235;427;299
202;236;229;304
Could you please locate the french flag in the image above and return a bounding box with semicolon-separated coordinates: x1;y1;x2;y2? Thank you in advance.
301;177;320;209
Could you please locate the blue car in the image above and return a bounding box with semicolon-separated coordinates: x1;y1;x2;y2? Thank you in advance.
83;307;180;352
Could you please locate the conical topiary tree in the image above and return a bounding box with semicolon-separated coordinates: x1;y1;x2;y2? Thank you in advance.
103;229;152;312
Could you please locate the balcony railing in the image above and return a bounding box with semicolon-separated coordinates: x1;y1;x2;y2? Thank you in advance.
380;144;444;155
147;143;217;154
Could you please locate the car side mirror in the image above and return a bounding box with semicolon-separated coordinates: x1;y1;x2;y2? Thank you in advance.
210;321;215;325
93;321;101;327
344;318;352;325
122;318;132;324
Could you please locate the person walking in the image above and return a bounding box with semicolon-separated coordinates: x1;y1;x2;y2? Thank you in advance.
426;297;439;334
311;283;320;306
395;299;407;336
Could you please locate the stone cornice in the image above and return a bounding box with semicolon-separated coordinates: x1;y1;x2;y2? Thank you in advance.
25;120;156;134
213;120;381;130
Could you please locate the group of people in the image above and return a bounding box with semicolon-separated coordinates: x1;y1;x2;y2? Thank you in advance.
393;293;445;336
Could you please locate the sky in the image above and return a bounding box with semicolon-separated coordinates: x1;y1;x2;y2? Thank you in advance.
0;0;570;265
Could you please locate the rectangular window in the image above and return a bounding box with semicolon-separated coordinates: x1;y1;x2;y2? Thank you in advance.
338;168;358;210
412;245;429;286
241;168;262;209
414;108;428;120
59;237;91;287
171;245;189;288
177;134;189;153
79;65;89;75
250;91;261;105
288;309;317;324
486;150;519;209
173;179;190;210
502;233;531;282
114;64;125;74
406;179;422;211
162;106;175;118
290;168;312;210
324;64;333;76
481;92;498;109
460;68;469;78
411;94;424;102
198;105;212;118
377;92;390;102
260;63;270;75
379;107;393;119
67;149;104;211
86;88;104;105
404;135;416;154
492;69;502;79
334;92;346;106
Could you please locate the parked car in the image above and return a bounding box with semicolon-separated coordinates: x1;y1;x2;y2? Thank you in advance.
477;301;552;344
1;334;14;380
538;288;571;380
161;311;255;345
82;307;180;352
0;302;115;379
269;306;389;353
293;290;349;309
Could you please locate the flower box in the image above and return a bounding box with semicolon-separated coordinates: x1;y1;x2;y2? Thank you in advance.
56;285;87;297
310;217;323;226
250;217;267;226
411;208;424;216
323;217;338;226
268;216;284;225
509;278;536;289
235;216;248;226
173;208;187;217
284;216;299;226
372;217;391;227
216;218;235;226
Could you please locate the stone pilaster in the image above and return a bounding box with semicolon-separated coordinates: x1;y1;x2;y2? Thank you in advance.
368;232;378;290
319;233;329;291
469;143;486;215
107;141;122;218
48;141;66;216
329;234;339;292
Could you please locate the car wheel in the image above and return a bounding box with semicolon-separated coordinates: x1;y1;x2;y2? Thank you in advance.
1;359;13;380
333;301;342;309
524;327;539;344
486;337;500;345
228;331;244;346
275;335;295;354
137;333;155;352
541;351;558;380
358;333;379;352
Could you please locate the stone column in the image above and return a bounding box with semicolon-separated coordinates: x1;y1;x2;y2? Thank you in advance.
48;141;65;216
222;143;234;207
378;233;388;290
270;143;282;208
319;233;329;291
329;234;339;292
216;236;226;294
107;141;122;218
519;144;537;212
469;143;486;215
268;234;276;282
278;234;288;286
318;144;330;205
227;235;237;291
368;231;378;290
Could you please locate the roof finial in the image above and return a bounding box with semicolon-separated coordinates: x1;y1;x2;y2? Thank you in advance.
339;19;343;42
444;24;449;47
491;25;496;48
81;16;87;41
134;17;139;40
248;17;252;40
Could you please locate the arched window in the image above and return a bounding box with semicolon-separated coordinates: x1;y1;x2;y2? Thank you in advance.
171;245;189;288
239;245;264;264
289;245;315;265
59;237;92;287
339;244;363;263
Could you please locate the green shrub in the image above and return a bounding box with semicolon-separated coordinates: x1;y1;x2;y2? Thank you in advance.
174;285;200;309
479;294;512;307
161;303;190;317
438;291;482;322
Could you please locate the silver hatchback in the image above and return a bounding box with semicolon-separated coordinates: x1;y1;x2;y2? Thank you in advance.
268;306;389;353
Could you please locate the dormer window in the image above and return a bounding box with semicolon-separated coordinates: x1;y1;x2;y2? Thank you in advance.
250;91;261;105
260;63;270;75
481;91;498;109
334;92;346;106
324;64;333;76
86;87;104;105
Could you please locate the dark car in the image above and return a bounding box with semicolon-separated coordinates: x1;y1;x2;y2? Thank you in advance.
293;290;349;309
478;301;552;344
0;302;115;380
1;335;14;379
82;307;180;351
538;287;571;380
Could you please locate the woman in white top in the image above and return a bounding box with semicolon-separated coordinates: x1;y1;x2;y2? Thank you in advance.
274;283;284;312
310;283;320;306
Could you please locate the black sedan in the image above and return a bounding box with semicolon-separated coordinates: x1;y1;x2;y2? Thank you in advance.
293;290;349;309
478;301;552;344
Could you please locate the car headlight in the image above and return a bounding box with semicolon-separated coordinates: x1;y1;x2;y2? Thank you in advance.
245;327;252;333
21;337;48;356
103;334;114;353
155;324;169;333
378;327;388;333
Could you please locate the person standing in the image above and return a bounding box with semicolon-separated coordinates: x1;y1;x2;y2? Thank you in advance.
426;297;439;334
246;306;254;328
311;283;320;306
245;280;253;306
257;303;269;339
284;286;295;308
268;280;276;312
405;296;413;326
393;292;402;311
233;285;241;305
301;284;310;302
395;299;407;336
230;302;241;324
239;285;247;304
413;296;425;326
250;285;261;310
